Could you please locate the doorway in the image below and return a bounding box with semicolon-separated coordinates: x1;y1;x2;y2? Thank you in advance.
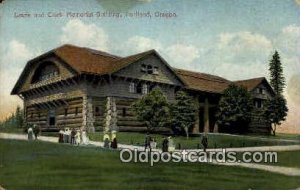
48;109;56;127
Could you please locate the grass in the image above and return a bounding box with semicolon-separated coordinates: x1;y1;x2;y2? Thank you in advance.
89;132;300;149
267;150;300;168
0;127;24;134
0;139;300;190
260;133;300;141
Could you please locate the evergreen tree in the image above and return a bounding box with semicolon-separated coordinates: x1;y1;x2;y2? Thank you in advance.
15;105;24;128
269;51;285;95
264;95;288;136
265;51;288;135
171;91;196;139
216;84;253;133
132;89;170;132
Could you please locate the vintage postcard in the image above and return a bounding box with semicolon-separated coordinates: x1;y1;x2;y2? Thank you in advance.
0;0;299;189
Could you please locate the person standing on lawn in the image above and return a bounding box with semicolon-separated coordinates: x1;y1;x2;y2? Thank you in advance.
144;132;151;151
162;137;169;152
27;126;34;141
70;128;76;145
75;129;81;145
201;135;208;152
111;137;118;149
33;124;40;140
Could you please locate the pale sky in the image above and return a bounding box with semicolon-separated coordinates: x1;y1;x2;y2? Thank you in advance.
0;0;299;133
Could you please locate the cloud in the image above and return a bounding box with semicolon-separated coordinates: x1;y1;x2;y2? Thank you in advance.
217;31;272;63
164;44;200;69
123;36;200;70
0;40;36;120
2;40;34;69
199;31;273;80
275;24;300;56
60;19;109;51
123;36;163;54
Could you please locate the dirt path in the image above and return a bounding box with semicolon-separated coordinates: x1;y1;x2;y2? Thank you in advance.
1;132;300;177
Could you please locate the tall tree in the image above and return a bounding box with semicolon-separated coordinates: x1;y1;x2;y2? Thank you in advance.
216;84;253;133
132;89;170;132
266;51;288;135
269;51;285;95
15;105;24;128
171;91;196;139
264;95;288;136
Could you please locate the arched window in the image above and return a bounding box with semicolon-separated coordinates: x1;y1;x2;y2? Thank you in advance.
31;62;59;83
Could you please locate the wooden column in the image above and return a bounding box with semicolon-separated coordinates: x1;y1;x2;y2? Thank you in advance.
192;96;200;134
82;95;95;133
204;98;210;134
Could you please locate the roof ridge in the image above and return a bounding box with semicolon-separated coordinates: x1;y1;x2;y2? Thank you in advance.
83;47;122;59
234;77;265;82
175;68;230;83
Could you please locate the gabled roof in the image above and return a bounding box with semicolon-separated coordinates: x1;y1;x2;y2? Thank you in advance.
234;77;275;95
54;44;121;75
174;68;231;93
234;77;266;91
11;44;274;96
11;45;185;94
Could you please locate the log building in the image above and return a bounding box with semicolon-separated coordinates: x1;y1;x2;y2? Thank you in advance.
11;44;275;134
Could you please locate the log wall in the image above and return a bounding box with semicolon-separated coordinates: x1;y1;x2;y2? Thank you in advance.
248;109;271;135
26;97;83;130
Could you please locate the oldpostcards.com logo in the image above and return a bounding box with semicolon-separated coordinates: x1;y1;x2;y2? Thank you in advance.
119;149;278;166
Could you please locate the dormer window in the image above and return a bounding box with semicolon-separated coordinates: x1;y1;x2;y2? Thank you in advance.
141;64;147;72
31;62;59;83
147;65;153;74
141;64;158;75
153;66;159;75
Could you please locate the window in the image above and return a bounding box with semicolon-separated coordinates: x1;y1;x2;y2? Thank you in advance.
122;108;127;117
255;100;263;108
31;62;59;83
136;83;142;94
142;84;148;94
256;88;265;94
129;82;136;93
141;64;158;75
75;107;78;116
141;64;147;72
64;108;68;116
153;66;159;75
147;65;153;74
95;106;100;116
49;117;55;126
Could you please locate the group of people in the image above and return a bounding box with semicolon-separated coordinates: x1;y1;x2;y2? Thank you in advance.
144;133;157;151
27;124;40;140
145;133;208;152
145;133;175;152
103;132;118;149
27;125;209;151
58;128;89;145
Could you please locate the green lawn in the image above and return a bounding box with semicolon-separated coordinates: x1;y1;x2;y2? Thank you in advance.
89;132;300;149
269;150;300;168
0;127;24;134
0;139;299;190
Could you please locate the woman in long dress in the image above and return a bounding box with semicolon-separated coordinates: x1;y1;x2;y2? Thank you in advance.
28;127;33;140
